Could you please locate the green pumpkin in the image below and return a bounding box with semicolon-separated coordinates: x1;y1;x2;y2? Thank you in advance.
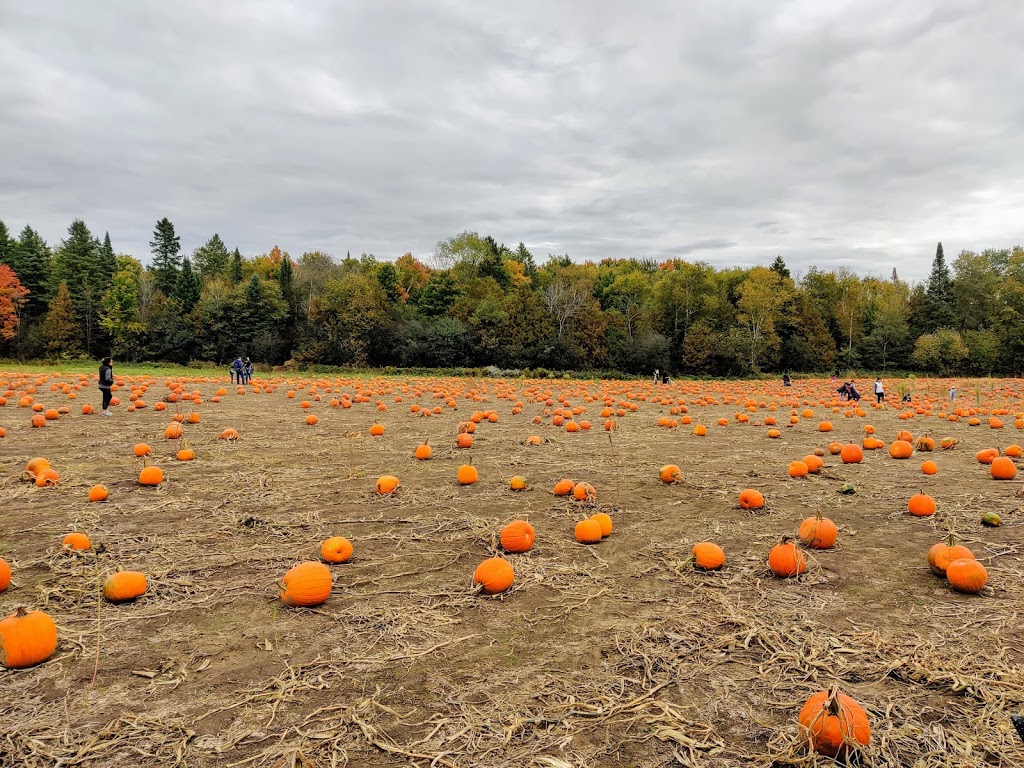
838;482;856;495
981;511;1002;527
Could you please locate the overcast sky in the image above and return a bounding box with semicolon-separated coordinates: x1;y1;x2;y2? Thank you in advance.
2;1;1022;281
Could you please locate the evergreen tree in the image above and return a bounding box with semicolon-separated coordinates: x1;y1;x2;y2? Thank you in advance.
770;255;791;279
924;241;957;330
51;219;107;354
149;217;182;294
10;225;51;316
229;247;244;284
193;233;230;280
513;242;537;278
99;232;116;283
42;281;82;356
375;262;398;301
173;257;201;312
417;272;463;316
0;220;14;269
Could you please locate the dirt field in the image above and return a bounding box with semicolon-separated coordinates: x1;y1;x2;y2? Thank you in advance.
1;373;1022;767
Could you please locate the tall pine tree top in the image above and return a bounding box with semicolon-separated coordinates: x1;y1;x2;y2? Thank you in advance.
51;220;102;299
14;225;51;315
99;232;116;284
924;241;956;331
770;255;791;279
229;248;244;284
150;217;182;294
193;233;230;280
173;256;201;312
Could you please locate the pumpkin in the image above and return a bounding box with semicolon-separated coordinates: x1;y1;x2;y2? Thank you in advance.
888;440;913;459
921;460;937;475
133;443;153;457
769;538;806;578
25;457;50;477
574;517;603;544
220;428;239;440
280;561;332;607
990;456;1017;480
369;424;385;436
896;429;913;443
590;512;613;537
509;475;527;491
62;532;91;550
553;478;575;496
799;510;837;549
414;441;432;460
787;460;809;478
164;423;183;439
500;521;536;553
0;607;58;669
976;448;999;464
659;464;682;483
88;484;109;502
927;534;974;576
915;435;935;451
0;558;10;592
103;571;148;603
572;482;596;502
946;558;988;594
827;442;843;455
176;447;196;461
940;437;958;450
305;414;318;425
376;475;400;494
457;464;478;486
692;542;725;571
738;488;765;510
34;468;59;487
798;688;871;757
321;536;353;563
908;492;935;517
139;465;164;486
802;455;824;474
473;557;514;594
981;511;1002;527
693;425;707;436
840;444;863;464
818;421;833;432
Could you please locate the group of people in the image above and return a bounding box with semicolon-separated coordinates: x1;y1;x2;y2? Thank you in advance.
230;357;253;384
652;369;671;385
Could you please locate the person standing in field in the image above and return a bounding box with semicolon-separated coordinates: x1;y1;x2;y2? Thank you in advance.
98;356;114;416
949;384;957;403
874;377;884;403
233;356;243;384
244;357;253;383
653;368;660;385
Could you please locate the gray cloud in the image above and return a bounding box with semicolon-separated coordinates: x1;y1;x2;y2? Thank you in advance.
1;0;1022;281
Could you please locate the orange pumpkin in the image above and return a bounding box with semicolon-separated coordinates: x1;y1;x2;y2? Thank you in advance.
0;558;10;592
659;464;682;483
457;465;478;486
500;521;536;553
376;475;400;494
574;517;603;544
738;488;765;510
321;536;353;564
799;511;837;549
590;512;613;537
840;444;863;464
280;561;332;607
0;607;58;669
768;538;806;578
990;456;1017;480
473;557;514;594
908;492;936;517
62;532;91;550
88;484;109;502
103;571;148;603
692;542;725;571
798;688;871;757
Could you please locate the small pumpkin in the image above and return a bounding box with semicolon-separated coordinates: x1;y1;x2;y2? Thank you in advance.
798;688;871;757
659;464;682;483
572;482;596;502
553;478;575;496
414;441;432;460
946;557;988;594
738;488;765;510
0;558;10;592
692;542;725;571
990;456;1017;480
574;517;603;544
888;440;913;459
133;443;153;457
88;484;109;502
787;460;809;478
103;571;148;603
280;561;332;607
590;512;613;537
0;607;58;669
921;460;937;475
35;468;59;487
839;444;863;464
500;521;536;553
139;465;164;486
62;532;91;550
457;464;478;486
376;475;400;494
927;533;974;576
908;492;936;517
981;511;1002;527
976;448;999;465
799;510;837;549
509;475;527;491
321;536;353;563
769;537;806;578
164;422;183;440
473;557;514;594
369;424;385;436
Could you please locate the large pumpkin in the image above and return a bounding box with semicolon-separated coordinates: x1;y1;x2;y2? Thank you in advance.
798;688;871;757
0;607;58;669
799;511;837;549
738;488;765;510
321;536;353;564
769;538;807;578
103;571;148;603
473;557;514;594
500;521;536;553
280;562;332;607
946;558;988;593
692;542;725;571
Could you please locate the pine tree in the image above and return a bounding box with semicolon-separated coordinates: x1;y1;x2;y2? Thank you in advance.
925;241;957;330
278;254;294;307
13;225;51;316
150;218;182;294
52;220;107;353
770;255;791;279
173;257;201;312
513;242;537;277
99;232;116;283
193;233;230;280
229;248;243;284
0;220;14;269
42;281;82;356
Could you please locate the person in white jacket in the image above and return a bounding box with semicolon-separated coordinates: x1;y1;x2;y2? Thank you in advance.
874;378;884;404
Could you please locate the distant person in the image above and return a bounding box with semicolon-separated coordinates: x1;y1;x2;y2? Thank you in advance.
837;382;849;401
244;358;253;383
229;364;236;384
848;381;861;402
902;392;912;404
98;356;114;416
662;373;670;384
653;368;660;385
233;357;243;383
874;377;884;403
949;385;957;403
782;373;791;387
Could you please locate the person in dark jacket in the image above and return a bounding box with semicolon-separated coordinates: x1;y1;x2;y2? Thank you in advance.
847;382;861;402
243;357;253;384
98;356;114;416
232;357;243;384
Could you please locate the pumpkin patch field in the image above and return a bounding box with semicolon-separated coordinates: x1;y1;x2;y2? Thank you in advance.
1;371;1023;767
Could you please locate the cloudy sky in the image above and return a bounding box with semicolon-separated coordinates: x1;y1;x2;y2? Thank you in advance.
1;1;1022;281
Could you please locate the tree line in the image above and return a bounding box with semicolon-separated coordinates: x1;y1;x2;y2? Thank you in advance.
0;218;1022;376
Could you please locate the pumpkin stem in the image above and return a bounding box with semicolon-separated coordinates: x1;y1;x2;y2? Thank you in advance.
14;606;28;618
